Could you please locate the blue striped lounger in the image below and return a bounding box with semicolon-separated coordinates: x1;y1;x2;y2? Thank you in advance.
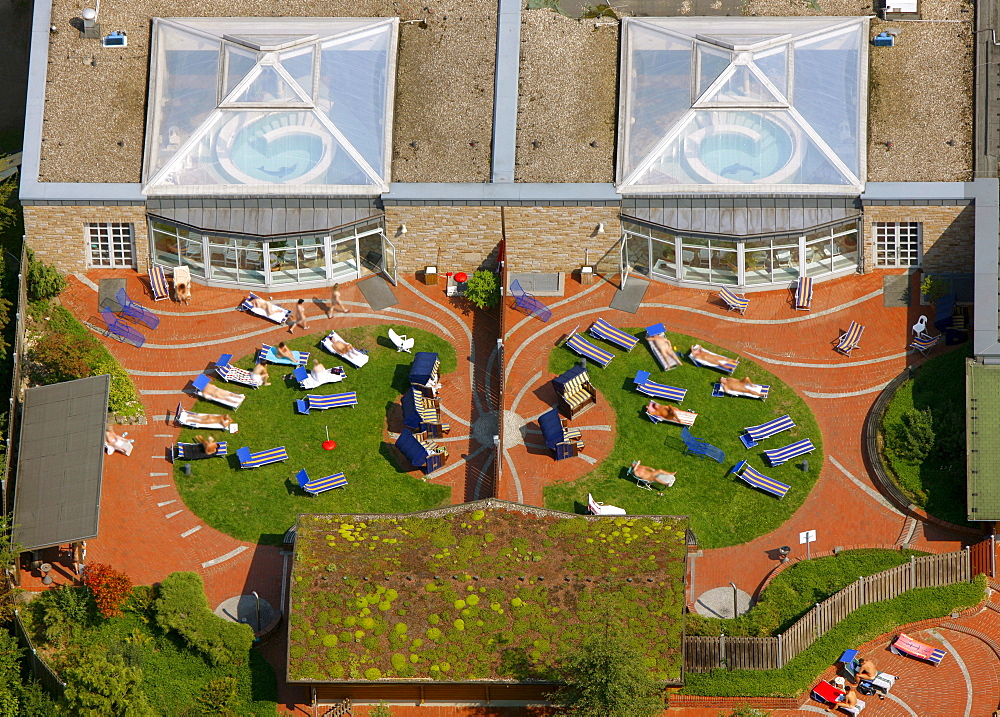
565;331;614;368
236;446;288;469
763;438;815;466
741;414;795;449
733;460;789;499
633;370;686;402
589;318;639;351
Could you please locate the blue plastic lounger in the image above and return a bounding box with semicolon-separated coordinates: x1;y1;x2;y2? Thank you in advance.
680;426;725;464
191;373;245;410
719;286;749;314
564;329;614;368
763;438;816;467
236;445;288;469
173;442;228;461
633;370;686;402
116;288;160;330
510;279;552;322
644;323;682;371
295;469;347;496
733;460;790;499
148;264;170;301
306;392;358;411
713;381;770;400
240;292;290;324
795;277;814;310
835;321;865;356
258;344;309;366
741;414;795;449
214;354;262;388
910;333;941;356
589;318;639;352
689;345;739;374
101;309;146;348
292;364;346;390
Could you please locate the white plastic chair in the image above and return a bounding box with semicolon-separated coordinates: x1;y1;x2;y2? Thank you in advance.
912;315;928;337
389;328;414;353
587;493;626;515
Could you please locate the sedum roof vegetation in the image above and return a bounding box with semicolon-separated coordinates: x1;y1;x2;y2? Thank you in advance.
288;504;688;682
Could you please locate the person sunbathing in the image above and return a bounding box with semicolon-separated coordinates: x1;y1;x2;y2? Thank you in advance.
647;334;681;368
183;412;232;428
194;434;220;456
248;296;284;318
326;335;354;354
856;656;878;682
645;401;686;422
720;376;765;398
309;360;331;380
251;363;270;386
276;342;295;361
105;428;133;453
690;344;731;368
827;686;859;714
630;460;677;488
201;381;243;404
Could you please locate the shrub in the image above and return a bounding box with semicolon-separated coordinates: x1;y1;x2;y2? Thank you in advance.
26;249;67;301
466;594;480;606
428;614;440;624
31;333;91;382
889;408;935;463
153;572;253;666
463;270;500;310
33;585;91;646
921;274;950;303
426;627;442;641
91;357;143;416
322;634;338;647
194;676;239;717
62;649;151;716
390;653;407;671
364;667;383;680
81;563;132;619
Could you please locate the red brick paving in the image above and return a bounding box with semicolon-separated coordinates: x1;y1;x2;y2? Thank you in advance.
22;267;999;715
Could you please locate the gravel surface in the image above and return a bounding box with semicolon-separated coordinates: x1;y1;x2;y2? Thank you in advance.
515;9;618;183
744;0;974;183
40;0;495;184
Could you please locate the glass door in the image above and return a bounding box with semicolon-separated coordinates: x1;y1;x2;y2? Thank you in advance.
382;233;397;285
619;236;629;289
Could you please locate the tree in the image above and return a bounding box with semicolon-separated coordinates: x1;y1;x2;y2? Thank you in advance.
548;636;663;717
462;270;500;309
81;563;133;618
0;513;21;624
62;649;152;716
0;629;22;717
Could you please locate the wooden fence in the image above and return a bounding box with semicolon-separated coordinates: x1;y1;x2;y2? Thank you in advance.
11;608;65;699
1;243;26;515
684;547;974;673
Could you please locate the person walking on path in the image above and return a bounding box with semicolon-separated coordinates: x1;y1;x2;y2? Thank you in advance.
326;283;350;317
289;298;310;333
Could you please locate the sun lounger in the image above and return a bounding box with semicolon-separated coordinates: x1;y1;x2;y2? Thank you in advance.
763;438;815;466
553;365;597;418
588;493;626;516
258;344;309;366
891;633;947;665
794;276;814;310
910;332;941;356
191;373;245;410
628;462;675;490
292;364;346;390
681;426;725;463
835;321;865;356
719;286;749;314
633;370;686;402
236;445;288;469
389;328;414;353
115;288;160;330
712;381;769;400
395;429;448;473
811;680;846;707
214;354;262;388
295;469;347;496
689;345;739;374
298;392;358;414
239;292;290;324
172;442;228;461
741;414;795;449
589;318;639;352
733;460;790;499
101;309;146;348
104;434;134;456
174;402;239;432
645;403;697;426
322;330;370;368
148;263;170;301
564;328;614;368
645;323;682;370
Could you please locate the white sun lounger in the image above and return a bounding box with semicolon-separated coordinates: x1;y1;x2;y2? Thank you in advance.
191;374;245;410
104;434;134;456
322;330;370;368
292;364;346;390
239;292;290;324
174;403;239;433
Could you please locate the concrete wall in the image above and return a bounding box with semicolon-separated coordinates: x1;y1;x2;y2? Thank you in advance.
503;206;621;274
862;205;975;274
22;204;149;273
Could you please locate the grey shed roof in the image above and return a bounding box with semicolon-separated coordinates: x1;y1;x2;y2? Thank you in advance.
12;375;110;551
967;361;1000;521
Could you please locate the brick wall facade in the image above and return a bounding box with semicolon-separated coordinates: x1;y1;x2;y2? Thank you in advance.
23;205;149;274
862;205;974;274
502;206;621;274
383;206;503;274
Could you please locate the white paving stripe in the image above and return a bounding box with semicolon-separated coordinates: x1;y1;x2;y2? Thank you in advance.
746;349;911;368
828;455;903;516
504;280;607;339
201;545;248;568
150;484;170;490
154;434;172;437
432;435;471;443
180;526;202;538
577;453;597;465
929;630;971;717
157;500;176;507
574;425;612;431
382;305;455;339
511;371;543;413
802;381;891;399
439;405;472;428
165;510;183;519
473;452;495;500
141;389;183;395
150;472;168;476
503;448;524;503
884;692;920;717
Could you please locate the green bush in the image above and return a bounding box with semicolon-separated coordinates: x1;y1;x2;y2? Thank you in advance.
31;585;93;646
62;648;151;716
153;572;253;666
462;270;500;310
194;676;239;717
26;249;66;301
31;332;91;382
888;408;935;463
921;274;950;304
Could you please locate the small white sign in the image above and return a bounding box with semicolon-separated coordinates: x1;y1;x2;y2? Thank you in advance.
799;530;817;544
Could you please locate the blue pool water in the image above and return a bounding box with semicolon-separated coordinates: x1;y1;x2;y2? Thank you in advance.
698;118;793;182
230;119;325;182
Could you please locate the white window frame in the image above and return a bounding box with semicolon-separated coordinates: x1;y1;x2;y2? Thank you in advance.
87;222;135;268
873;222;922;268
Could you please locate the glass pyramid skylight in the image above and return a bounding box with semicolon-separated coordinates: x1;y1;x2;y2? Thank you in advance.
617;17;869;195
143;17;398;196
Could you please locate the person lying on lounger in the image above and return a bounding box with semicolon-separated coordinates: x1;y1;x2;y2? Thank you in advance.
326;335;354;354
201;382;244;405
105;428;133;454
276;342;295;361
249;296;285;318
630;460;677;487
720;376;766;398
690;344;731;368
183;412;233;428
648;334;682;368
251;363;270;386
195;435;221;456
645;400;687;422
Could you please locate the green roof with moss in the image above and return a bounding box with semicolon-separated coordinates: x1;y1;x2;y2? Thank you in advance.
287;500;688;683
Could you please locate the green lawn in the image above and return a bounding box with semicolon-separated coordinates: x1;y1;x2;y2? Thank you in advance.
544;330;822;549
175;325;453;544
881;343;971;525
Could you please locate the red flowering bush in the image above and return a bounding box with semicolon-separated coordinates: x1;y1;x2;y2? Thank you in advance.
82;563;132;619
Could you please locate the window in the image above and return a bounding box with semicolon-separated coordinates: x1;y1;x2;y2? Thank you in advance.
87;223;134;268
874;222;921;267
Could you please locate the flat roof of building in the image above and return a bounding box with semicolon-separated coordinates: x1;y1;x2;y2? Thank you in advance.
966;361;1000;521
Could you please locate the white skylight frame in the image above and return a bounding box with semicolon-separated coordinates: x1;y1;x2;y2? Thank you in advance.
616;16;870;196
142;17;398;197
